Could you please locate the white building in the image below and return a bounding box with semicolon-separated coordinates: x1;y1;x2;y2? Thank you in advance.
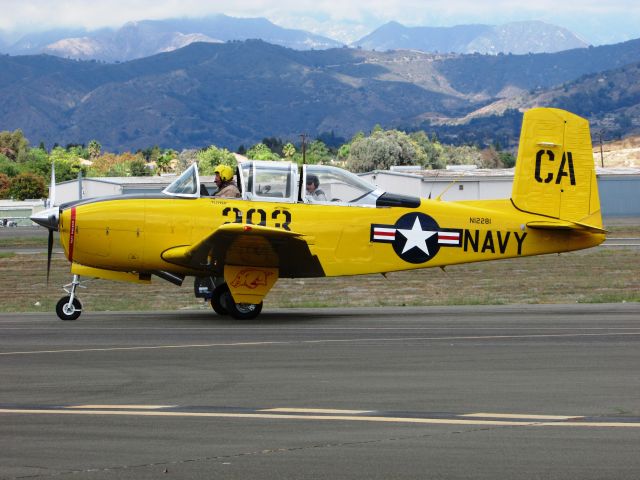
55;175;217;205
360;167;514;201
360;166;640;216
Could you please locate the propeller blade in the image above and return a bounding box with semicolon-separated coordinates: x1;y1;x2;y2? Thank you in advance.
47;228;53;284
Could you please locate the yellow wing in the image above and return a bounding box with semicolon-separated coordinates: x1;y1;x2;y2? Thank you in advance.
161;223;325;278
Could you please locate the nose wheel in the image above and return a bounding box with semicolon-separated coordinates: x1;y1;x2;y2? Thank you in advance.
56;296;82;321
56;274;84;321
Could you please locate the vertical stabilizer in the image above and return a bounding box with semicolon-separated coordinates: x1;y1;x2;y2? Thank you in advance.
511;108;602;229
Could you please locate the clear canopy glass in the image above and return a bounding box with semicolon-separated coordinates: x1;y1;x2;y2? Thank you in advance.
162;164;200;198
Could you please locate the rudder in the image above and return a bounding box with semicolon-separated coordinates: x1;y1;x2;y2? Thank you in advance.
511;108;602;229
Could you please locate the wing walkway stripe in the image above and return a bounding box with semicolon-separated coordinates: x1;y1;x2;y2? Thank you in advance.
0;408;639;428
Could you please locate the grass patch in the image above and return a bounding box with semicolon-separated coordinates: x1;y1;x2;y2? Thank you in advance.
0;240;638;313
0;236;55;248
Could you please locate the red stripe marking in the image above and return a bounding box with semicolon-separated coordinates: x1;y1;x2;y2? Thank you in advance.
375;231;396;237
438;233;460;241
68;207;76;262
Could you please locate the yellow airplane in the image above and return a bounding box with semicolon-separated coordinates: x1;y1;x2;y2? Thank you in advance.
32;108;605;320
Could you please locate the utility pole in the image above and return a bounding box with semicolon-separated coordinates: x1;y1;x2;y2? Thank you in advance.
598;130;604;168
299;133;307;164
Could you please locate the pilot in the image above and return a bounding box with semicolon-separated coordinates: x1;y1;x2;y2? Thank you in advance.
213;165;241;198
306;174;327;201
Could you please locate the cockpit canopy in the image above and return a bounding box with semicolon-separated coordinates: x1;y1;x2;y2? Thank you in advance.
162;160;419;208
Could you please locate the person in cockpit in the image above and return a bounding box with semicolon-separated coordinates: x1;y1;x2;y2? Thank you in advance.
213;165;241;198
305;174;327;201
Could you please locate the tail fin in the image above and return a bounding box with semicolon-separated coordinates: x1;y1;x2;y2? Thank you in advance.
511;108;602;230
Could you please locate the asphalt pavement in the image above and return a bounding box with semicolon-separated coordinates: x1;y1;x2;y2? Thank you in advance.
1;304;640;479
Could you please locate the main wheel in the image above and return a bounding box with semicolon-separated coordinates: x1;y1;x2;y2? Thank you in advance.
220;289;263;320
55;296;82;321
210;284;230;316
228;299;263;320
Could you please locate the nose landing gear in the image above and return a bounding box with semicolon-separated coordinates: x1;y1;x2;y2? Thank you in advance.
55;275;84;321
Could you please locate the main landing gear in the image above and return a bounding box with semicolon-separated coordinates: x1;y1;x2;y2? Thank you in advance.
53;275;262;321
55;274;83;321
195;277;263;320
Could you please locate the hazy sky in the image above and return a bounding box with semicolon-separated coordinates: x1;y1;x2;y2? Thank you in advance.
0;0;639;45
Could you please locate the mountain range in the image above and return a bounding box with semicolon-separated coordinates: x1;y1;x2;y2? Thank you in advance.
1;15;343;62
352;21;587;55
1;15;591;63
1;38;640;151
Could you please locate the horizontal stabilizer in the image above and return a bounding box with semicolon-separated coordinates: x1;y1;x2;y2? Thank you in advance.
526;220;607;234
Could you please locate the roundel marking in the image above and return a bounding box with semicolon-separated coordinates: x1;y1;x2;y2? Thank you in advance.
370;212;461;264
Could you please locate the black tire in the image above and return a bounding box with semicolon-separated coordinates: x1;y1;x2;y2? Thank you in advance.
221;289;263;320
55;296;82;321
210;284;230;315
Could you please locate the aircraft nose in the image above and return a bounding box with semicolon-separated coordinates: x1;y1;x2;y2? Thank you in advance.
31;207;60;231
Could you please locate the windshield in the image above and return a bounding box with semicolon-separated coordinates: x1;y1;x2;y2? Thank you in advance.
162;164;200;198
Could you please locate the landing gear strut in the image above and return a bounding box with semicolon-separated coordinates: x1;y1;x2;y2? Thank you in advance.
55;275;83;321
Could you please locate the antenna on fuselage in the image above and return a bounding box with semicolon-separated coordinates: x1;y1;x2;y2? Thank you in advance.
427;168;441;200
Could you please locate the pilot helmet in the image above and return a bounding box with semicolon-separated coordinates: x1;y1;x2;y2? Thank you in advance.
214;164;234;182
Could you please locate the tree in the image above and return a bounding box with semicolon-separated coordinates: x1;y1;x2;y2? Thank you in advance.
20;147;50;178
409;131;445;169
156;149;178;174
0;129;29;161
88;152;148;177
0;173;10;198
346;130;425;173
177;149;199;171
0;154;20;177
499;151;516;168
440;145;482;166
88;140;102;159
305;140;331;165
49;146;86;181
337;143;350;161
197;146;237;175
65;144;89;160
8;172;46;200
247;143;279;161
129;159;151;176
282;143;296;158
261;137;284;157
140;145;162;163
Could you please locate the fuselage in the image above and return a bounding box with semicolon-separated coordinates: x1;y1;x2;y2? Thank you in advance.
58;194;605;279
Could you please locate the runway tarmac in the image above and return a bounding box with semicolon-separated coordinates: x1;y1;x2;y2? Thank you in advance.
1;303;640;479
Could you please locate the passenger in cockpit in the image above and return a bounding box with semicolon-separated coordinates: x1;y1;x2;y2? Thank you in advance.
306;174;327;201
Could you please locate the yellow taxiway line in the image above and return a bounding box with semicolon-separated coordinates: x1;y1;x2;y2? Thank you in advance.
0;407;639;429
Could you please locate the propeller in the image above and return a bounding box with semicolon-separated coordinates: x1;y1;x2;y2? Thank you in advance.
47;226;54;283
30;162;59;284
